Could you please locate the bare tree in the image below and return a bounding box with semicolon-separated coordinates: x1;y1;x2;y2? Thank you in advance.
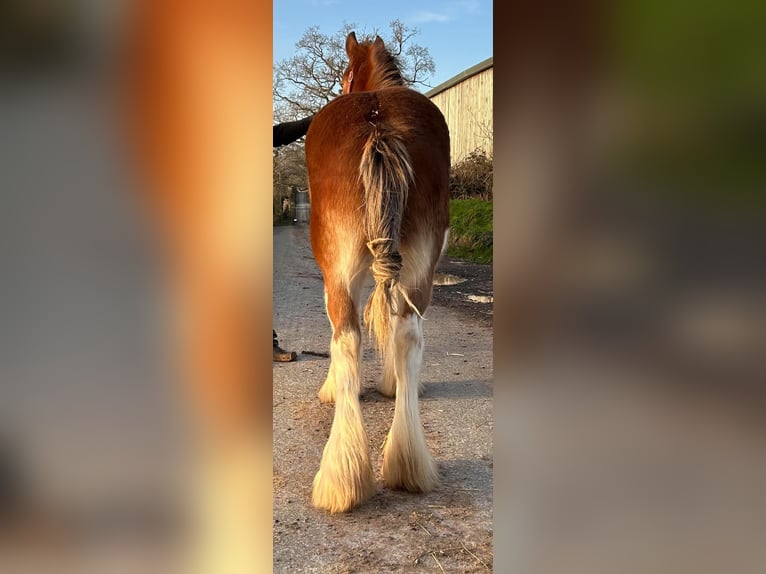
273;20;436;122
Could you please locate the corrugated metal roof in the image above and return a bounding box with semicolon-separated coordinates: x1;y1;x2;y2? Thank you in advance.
425;57;493;98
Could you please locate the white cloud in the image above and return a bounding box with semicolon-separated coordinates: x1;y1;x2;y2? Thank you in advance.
454;0;481;13
409;11;452;23
408;1;482;25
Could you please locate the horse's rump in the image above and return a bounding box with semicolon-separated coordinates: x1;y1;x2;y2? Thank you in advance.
306;86;450;347
306;86;450;252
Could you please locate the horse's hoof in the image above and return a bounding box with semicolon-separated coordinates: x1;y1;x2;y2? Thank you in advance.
312;466;375;513
381;434;439;493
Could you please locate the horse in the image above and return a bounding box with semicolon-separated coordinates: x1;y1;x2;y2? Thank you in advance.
305;32;451;513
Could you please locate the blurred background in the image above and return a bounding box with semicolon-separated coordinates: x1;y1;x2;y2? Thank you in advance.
1;1;189;572
495;2;766;573
0;0;764;572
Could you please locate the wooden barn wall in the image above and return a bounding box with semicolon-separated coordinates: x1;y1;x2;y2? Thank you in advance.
429;67;493;163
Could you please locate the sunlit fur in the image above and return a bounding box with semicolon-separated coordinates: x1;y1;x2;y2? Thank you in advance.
342;32;403;93
311;328;376;512
306;32;450;511
379;231;439;398
381;314;439;492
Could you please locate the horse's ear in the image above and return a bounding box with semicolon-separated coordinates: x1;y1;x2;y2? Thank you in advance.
373;36;385;51
345;32;358;56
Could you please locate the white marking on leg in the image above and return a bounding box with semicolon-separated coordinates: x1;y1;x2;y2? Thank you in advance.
381;314;438;492
312;328;375;512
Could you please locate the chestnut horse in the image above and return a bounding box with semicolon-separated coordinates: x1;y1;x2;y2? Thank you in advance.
305;32;450;513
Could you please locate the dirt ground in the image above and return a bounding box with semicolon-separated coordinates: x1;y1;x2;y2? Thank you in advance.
431;258;494;329
272;225;494;573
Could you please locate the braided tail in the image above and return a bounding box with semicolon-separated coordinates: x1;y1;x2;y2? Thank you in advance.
360;127;421;352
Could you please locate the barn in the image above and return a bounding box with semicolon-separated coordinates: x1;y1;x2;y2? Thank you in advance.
426;57;493;163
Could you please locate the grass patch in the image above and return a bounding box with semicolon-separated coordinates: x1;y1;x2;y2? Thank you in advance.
447;199;493;264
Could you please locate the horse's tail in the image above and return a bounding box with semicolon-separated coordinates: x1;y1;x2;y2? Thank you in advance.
359;127;420;352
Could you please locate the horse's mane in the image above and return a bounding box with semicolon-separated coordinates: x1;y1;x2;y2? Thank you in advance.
355;37;404;90
368;45;404;89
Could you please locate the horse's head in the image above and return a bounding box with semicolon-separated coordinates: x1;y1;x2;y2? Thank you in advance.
342;32;404;94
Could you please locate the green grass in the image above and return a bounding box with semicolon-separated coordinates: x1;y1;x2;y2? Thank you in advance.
446;199;493;264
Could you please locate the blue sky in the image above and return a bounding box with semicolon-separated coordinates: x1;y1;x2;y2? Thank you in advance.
273;0;493;91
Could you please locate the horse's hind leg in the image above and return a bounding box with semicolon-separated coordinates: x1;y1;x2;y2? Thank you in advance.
381;307;439;492
317;355;338;404
318;260;368;403
317;288;337;403
378;236;435;399
380;230;440;491
378;324;397;398
379;325;424;399
312;275;375;512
